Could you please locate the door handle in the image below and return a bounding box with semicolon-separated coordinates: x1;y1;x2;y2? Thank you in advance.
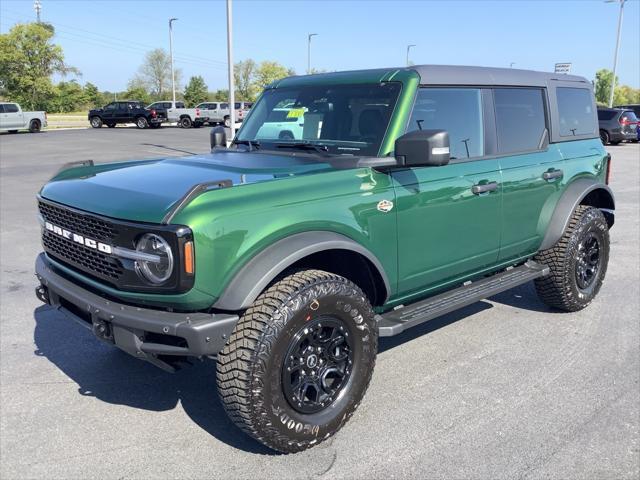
542;169;563;181
471;181;498;195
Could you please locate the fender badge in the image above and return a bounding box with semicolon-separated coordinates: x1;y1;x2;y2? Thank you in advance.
376;199;394;213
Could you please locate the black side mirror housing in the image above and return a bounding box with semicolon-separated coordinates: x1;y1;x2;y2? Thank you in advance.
210;126;227;150
395;129;450;167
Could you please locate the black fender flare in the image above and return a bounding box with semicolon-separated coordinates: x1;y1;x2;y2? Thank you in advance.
539;178;615;251
213;231;391;311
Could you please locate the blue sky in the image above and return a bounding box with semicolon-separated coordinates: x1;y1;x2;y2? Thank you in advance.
1;0;639;92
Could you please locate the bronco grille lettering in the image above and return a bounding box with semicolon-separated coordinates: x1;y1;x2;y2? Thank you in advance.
44;221;113;254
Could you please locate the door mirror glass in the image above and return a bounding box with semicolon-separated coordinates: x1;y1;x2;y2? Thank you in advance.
395;129;450;167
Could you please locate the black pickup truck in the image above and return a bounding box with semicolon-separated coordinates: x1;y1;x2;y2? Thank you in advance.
88;100;166;129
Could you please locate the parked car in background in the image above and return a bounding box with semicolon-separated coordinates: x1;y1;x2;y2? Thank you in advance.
597;107;638;145
614;104;640;142
88;101;166;129
195;101;250;126
0;102;47;133
146;101;209;128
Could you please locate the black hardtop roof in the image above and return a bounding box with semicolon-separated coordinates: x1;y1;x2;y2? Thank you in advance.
411;64;590;86
281;64;591;88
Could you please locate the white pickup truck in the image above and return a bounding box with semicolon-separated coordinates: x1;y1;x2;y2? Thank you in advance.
146;101;209;128
195;101;252;127
0;102;47;133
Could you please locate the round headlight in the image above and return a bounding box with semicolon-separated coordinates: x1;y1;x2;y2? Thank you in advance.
135;233;174;284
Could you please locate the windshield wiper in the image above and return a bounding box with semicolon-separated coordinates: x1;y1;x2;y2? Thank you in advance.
274;142;330;155
233;139;261;151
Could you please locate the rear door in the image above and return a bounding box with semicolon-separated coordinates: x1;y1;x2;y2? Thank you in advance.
393;87;502;296
492;87;563;261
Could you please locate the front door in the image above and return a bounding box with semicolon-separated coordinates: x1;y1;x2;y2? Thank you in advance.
393;87;502;298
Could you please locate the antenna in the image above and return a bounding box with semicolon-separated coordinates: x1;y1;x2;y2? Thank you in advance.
34;0;42;23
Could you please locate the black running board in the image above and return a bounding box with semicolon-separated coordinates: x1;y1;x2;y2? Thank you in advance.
377;261;549;337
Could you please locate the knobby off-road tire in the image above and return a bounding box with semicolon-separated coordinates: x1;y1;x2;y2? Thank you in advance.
216;270;378;453
534;205;609;312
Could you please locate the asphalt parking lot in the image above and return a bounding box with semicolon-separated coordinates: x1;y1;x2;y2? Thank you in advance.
0;127;638;479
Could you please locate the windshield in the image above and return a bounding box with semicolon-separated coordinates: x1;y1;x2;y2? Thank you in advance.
237;82;401;156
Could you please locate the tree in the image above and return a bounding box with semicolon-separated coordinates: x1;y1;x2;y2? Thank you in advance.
0;23;78;110
254;61;291;92
83;82;101;108
50;80;87;112
133;49;181;98
234;59;256;101
209;89;229;102
594;69;616;105
183;75;208;107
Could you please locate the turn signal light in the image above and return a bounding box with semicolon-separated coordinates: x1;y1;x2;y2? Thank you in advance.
184;241;194;275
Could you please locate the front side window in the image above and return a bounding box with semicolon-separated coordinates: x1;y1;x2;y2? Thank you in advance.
238;82;402;156
556;87;596;137
407;88;483;160
5;103;19;113
104;103;116;110
494;88;546;153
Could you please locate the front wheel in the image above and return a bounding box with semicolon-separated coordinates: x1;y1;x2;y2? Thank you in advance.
223;116;231;128
217;270;378;453
90;116;103;128
534;205;609;312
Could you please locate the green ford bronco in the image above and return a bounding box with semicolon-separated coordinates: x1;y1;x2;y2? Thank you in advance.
35;65;614;453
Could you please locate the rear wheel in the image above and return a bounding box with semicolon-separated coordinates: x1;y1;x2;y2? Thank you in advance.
180;117;192;128
29;119;41;133
136;116;148;129
106;123;116;128
599;130;609;145
534;205;609;312
216;270;378;453
90;116;103;128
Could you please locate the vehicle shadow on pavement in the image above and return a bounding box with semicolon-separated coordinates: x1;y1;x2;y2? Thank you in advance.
32;305;275;455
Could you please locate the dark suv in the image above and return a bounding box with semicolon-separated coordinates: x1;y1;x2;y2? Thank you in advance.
597;107;638;145
614;104;640;142
88;101;166;129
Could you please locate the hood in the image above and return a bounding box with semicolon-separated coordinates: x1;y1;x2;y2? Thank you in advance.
40;151;335;223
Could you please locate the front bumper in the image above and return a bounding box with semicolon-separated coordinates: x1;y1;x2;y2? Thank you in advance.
35;253;238;372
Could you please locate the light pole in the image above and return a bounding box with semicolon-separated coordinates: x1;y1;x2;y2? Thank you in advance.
406;44;416;66
226;0;236;140
169;18;178;105
34;0;42;23
606;0;625;107
307;33;318;74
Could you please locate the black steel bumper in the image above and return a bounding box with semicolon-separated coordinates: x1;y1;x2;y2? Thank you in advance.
35;253;238;372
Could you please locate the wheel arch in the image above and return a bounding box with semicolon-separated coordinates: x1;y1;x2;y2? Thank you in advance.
212;231;390;311
539;178;614;251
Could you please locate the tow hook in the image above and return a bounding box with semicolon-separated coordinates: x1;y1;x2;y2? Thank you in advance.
92;318;114;342
35;284;49;305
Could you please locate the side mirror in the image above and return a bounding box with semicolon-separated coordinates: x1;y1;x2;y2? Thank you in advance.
395;129;450;167
210;126;227;150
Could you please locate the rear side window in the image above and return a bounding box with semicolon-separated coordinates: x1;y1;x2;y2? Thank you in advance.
556;87;596;137
5;103;19;113
621;111;638;123
494;88;546;153
407;88;484;160
220;103;229;109
176;102;185;108
598;109;617;121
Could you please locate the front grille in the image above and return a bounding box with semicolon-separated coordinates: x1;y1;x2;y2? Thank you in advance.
39;201;118;242
39;200;124;284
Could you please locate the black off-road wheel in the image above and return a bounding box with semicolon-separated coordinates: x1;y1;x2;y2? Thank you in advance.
136;116;149;129
216;270;378;453
534;205;609;312
29;119;41;133
180;117;192;128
